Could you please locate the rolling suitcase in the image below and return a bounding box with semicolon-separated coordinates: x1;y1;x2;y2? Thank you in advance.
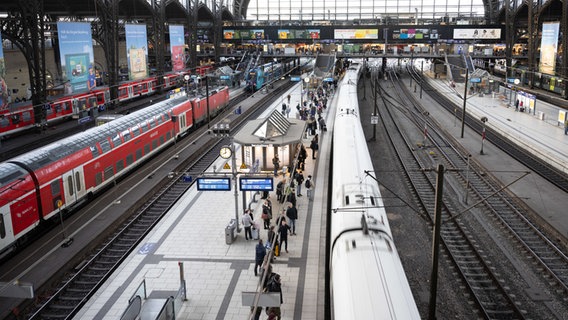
251;227;259;240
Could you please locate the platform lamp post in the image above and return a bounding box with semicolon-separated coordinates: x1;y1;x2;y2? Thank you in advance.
184;74;190;96
479;116;488;155
460;67;469;139
212;123;241;233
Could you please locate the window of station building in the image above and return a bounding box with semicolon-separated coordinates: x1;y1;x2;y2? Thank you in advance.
126;154;134;166
116;159;125;173
51;180;60;196
75;171;81;192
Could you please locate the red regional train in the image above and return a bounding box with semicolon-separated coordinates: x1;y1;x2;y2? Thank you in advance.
0;66;213;139
0;84;229;257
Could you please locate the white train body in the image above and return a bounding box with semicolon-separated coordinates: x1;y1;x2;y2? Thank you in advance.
330;62;420;319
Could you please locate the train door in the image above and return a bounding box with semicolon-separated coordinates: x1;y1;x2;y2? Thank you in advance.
0;206;15;251
62;166;86;207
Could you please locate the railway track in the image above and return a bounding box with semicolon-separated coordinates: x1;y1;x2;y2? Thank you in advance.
24;81;294;319
376;68;526;319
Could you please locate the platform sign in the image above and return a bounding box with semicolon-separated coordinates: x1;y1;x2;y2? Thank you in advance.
197;177;231;191
239;177;273;191
290;76;301;82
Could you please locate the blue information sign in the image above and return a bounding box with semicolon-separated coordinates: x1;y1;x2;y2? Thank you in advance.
239;177;274;191
290;76;301;82
197;177;231;191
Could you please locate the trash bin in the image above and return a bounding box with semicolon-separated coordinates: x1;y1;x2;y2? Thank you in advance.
225;219;237;244
538;111;545;120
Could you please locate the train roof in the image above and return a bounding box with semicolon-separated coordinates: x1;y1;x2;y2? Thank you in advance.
8;95;188;171
0;162;29;187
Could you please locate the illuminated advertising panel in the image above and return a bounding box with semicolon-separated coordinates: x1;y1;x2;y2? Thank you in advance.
57;22;95;93
0;32;8;109
278;29;321;40
169;25;185;72
125;24;149;80
453;28;501;39
334;29;379;40
392;28;438;40
539;22;559;75
197;177;231;191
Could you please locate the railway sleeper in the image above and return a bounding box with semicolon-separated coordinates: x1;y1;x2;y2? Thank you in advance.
75;279;100;286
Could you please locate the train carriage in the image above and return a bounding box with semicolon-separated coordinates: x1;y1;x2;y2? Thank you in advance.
0;85;229;257
329;62;420;319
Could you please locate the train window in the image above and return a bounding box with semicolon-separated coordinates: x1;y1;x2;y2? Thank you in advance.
46;108;53;116
119;88;128;97
144;144;150;154
148;119;156;128
156;116;163;124
166;132;171;140
90;146;99;158
88;97;98;108
23;112;32;122
0;213;5;239
123;131;131;142
51;180;60;196
151;80;158;88
75;172;81;192
159;136;164;144
95;172;103;186
126;154;134;165
116;159;124;173
12;114;20;124
163;113;169;121
99;139;111;153
104;166;114;180
96;93;105;104
0;117;9;128
136;149;142;160
134;85;141;95
140;121;149;133
76;98;87;111
152;140;158;150
67;176;74;196
112;135;122;147
64;101;71;111
141;83;147;90
131;126;140;137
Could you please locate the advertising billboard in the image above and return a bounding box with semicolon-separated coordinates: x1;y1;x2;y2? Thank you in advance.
453;28;501;39
393;28;438;40
125;24;149;80
539;22;559;75
169;25;185;72
334;29;378;40
277;29;321;40
223;29;266;40
0;32;8;109
57;22;95;94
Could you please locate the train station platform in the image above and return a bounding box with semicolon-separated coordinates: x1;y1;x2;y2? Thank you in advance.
417;63;568;241
75;82;333;320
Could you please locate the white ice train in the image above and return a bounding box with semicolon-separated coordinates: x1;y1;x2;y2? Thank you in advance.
330;62;421;319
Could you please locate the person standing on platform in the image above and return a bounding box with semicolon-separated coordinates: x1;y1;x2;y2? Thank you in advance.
295;170;304;197
261;201;272;229
515;99;520;111
310;137;319;159
305;175;313;200
278;220;291;253
272;154;280;176
286;203;298;235
242;211;253;240
298;145;307;171
565;118;568;135
254;239;266;276
276;179;285;203
287;189;297;208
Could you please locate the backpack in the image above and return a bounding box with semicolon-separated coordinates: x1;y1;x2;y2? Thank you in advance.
305;179;311;189
266;273;281;292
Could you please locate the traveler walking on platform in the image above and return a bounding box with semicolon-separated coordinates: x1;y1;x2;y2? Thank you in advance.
286;203;298;235
242;211;253;240
254;239;266;276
